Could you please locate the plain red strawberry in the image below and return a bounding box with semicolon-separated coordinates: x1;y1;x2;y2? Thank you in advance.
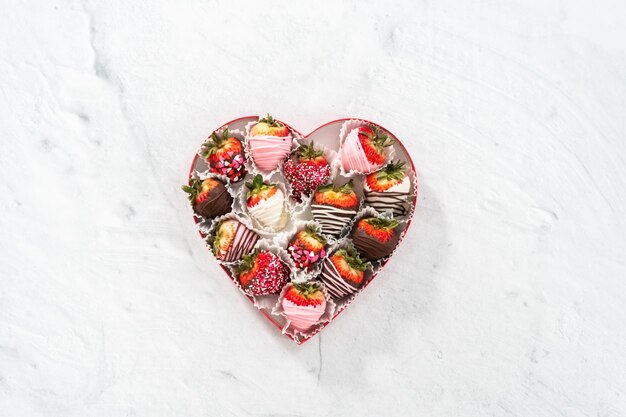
237;250;289;296
245;174;278;207
365;161;407;192
201;129;246;182
357;217;399;243
357;125;393;165
250;114;290;137
313;180;358;209
284;282;326;306
330;248;368;286
283;142;331;202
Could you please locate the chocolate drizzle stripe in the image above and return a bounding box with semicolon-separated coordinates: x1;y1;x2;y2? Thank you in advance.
364;191;409;216
224;223;259;262
311;204;357;236
320;259;359;299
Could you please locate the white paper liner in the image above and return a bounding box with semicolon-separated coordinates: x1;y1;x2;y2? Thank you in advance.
224;239;296;307
361;161;418;219
273;219;329;283
271;280;336;343
345;206;409;271
244;119;295;176
283;137;339;211
203;212;261;265
316;238;375;312
236;175;297;238
337;119;396;177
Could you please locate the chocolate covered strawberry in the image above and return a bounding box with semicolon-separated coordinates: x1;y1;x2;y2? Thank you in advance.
287;226;327;269
250;114;291;137
211;219;259;262
248;114;292;172
311;180;358;236
364;161;411;216
281;282;327;331
200;129;246;182
245;174;286;229
320;247;369;299
340;124;393;173
283;142;331;202
351;217;400;261
181;178;232;218
237;249;290;296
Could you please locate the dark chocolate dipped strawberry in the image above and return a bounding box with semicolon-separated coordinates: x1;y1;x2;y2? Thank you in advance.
350;217;400;261
364;161;411;216
319;246;369;299
182;178;232;218
310;180;358;237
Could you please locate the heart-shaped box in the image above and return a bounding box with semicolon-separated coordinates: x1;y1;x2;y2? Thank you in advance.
186;116;418;344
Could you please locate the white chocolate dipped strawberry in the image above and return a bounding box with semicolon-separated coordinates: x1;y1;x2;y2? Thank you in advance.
248;114;293;172
245;174;287;230
340;124;393;174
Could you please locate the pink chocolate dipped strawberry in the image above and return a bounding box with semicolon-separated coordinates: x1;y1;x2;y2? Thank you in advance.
248;114;293;172
340;124;393;174
281;282;327;332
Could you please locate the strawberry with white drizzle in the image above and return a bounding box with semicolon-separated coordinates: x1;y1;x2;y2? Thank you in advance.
248;114;293;172
281;282;327;332
364;161;411;216
340;124;393;173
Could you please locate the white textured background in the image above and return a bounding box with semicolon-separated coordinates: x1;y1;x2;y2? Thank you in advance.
1;0;626;416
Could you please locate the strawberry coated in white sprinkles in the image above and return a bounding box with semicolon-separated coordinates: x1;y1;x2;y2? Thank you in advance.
247;253;290;295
